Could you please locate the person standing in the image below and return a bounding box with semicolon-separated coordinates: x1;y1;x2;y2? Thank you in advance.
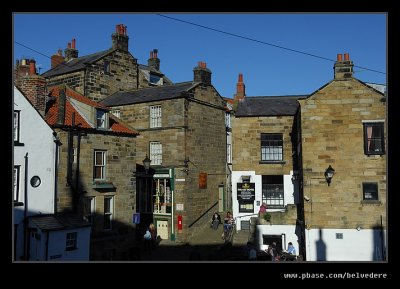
211;212;221;230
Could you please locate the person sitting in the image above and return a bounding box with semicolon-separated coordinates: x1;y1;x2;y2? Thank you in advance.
211;212;221;230
287;242;296;255
222;211;234;239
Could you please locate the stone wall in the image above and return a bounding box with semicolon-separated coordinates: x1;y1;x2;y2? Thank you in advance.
299;78;386;230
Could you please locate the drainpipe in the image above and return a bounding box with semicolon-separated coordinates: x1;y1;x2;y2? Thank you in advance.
170;168;175;241
75;131;81;209
23;152;28;260
53;133;61;214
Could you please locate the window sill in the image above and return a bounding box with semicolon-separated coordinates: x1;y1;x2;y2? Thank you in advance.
14;201;24;207
92;181;115;189
259;161;286;164
361;200;381;206
14;142;25;146
65;247;77;251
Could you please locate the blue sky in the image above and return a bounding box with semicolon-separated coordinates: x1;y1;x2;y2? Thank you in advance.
13;13;386;98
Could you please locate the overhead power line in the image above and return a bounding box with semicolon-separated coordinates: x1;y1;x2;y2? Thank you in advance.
156;14;386;75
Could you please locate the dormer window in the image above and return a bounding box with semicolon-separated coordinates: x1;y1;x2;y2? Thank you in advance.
97;110;107;129
149;73;163;85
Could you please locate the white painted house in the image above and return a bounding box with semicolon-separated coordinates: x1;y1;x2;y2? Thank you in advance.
13;86;91;261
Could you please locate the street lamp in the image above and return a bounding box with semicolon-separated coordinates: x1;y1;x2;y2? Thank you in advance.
143;155;151;174
324;165;335;186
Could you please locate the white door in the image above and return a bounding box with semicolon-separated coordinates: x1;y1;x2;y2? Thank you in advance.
157;220;169;240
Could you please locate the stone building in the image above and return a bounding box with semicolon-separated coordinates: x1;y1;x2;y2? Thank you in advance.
298;53;386;261
230;74;307;256
101;61;227;242
15;60;140;260
41;24;172;102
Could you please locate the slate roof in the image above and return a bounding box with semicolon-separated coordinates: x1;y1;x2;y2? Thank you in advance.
41;49;113;78
235;95;306;117
29;214;91;232
46;85;138;135
100;82;197;106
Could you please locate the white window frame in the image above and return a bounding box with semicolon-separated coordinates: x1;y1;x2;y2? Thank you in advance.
66;232;77;251
83;197;96;225
14;111;20;142
94;150;106;180
111;109;121;119
14;166;20;202
150;142;162;165
104;196;114;230
150;105;162;128
96;110;107;129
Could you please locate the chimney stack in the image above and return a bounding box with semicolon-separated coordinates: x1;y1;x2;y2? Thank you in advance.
334;52;353;80
57;85;67;125
234;73;246;100
65;39;79;61
148;49;160;71
51;49;65;69
112;24;129;51
16;58;47;116
193;61;212;85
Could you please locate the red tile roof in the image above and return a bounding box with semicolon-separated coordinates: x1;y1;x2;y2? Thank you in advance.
46;85;138;136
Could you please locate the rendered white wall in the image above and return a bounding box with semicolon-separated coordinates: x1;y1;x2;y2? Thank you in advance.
14;87;56;260
47;229;91;261
305;228;386;261
256;224;299;254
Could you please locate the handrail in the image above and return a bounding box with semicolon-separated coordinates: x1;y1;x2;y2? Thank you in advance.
188;201;218;228
235;213;259;220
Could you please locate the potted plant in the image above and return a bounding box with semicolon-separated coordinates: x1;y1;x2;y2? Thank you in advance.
263;212;271;223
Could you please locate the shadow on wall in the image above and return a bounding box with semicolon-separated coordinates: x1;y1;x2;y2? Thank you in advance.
316;228;326;261
372;224;386;261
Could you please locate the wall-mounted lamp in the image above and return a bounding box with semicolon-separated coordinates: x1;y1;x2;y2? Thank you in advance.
143;155;151;174
356;226;361;231
324;165;335;186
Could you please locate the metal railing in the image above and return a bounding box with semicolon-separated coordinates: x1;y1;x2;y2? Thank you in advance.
188;201;218;228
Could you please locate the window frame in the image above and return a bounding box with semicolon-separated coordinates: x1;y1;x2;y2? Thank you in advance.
103;61;111;74
66;232;78;251
93;150;106;180
363;122;385;155
96;110;107;129
14;110;20;143
150;141;162;166
149;105;162;128
83;197;96;226
262;175;284;208
261;133;283;162
111;109;121;119
362;182;379;201
14;166;20;202
104;196;114;230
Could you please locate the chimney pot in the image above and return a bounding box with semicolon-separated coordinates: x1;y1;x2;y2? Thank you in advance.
337;54;343;61
238;73;243;82
29;60;36;75
344;53;350;61
72;38;76;49
67;42;71;49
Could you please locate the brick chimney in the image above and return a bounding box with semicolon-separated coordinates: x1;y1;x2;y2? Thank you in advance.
193;61;212;85
17;59;47;116
64;39;79;61
57;85;66;125
234;73;246;100
148;49;160;71
51;49;64;68
334;53;354;80
112;24;129;51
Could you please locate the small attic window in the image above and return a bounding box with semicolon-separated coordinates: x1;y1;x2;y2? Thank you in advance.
97;110;107;129
149;73;162;85
104;61;111;74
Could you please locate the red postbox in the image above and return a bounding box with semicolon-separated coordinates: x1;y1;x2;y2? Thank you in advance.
178;215;183;231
